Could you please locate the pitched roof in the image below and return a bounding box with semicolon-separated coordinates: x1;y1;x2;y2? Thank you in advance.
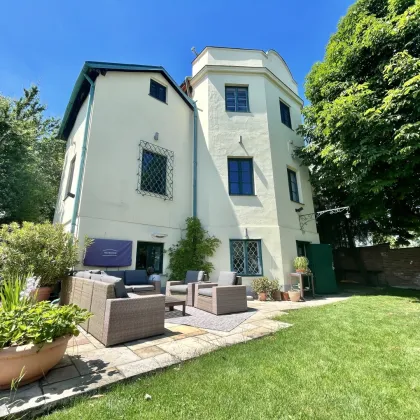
58;61;194;140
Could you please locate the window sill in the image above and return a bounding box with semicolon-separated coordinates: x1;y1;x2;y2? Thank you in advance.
237;274;263;277
230;194;257;197
226;111;251;114
148;94;168;105
291;200;304;205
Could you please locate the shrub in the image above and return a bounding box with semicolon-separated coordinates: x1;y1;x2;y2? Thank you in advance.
0;301;91;348
167;217;221;280
0;222;88;287
252;277;271;294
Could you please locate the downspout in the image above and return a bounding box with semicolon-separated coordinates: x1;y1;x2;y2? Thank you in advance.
71;74;95;234
192;101;198;218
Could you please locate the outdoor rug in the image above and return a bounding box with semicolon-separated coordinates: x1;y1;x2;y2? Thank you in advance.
165;307;257;332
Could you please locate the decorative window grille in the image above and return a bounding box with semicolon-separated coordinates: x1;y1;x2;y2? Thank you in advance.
230;239;263;276
137;140;174;200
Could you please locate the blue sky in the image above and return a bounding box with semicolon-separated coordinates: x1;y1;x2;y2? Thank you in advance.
0;0;354;117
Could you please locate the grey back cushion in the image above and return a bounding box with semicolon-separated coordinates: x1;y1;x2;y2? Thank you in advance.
101;275;129;298
185;270;204;284
105;271;125;282
218;271;237;286
125;270;148;285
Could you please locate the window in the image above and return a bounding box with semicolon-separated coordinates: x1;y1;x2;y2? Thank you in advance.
65;157;76;198
150;79;167;103
287;168;300;202
136;242;164;274
228;158;254;195
230;240;263;276
141;150;167;196
280;100;292;129
137;141;174;200
225;86;249;112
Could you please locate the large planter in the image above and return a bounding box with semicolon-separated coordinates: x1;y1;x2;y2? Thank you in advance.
280;291;289;301
0;335;71;390
35;286;53;302
289;290;301;302
272;290;281;301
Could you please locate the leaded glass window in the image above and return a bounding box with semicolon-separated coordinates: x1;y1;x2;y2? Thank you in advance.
230;239;262;276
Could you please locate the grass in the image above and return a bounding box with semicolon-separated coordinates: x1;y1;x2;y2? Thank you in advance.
43;289;420;419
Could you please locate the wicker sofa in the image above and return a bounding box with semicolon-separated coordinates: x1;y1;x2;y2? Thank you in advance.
75;270;161;295
61;275;165;346
194;271;247;315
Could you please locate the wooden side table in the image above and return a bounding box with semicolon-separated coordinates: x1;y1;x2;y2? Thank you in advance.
289;272;315;300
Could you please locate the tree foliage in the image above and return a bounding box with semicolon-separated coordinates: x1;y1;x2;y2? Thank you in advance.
0;86;64;224
297;0;420;246
167;217;221;280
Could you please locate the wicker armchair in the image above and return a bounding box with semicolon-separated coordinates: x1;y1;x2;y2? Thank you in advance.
166;270;205;306
61;276;165;347
194;271;247;315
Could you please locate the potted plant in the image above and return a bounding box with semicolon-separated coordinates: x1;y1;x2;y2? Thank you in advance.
280;285;289;301
293;256;309;274
252;277;271;301
289;283;301;302
0;275;91;389
270;279;281;301
0;222;88;301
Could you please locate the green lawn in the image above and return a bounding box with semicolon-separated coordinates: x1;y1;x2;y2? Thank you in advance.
44;289;420;419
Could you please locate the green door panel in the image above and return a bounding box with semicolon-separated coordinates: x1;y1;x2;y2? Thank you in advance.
307;244;337;294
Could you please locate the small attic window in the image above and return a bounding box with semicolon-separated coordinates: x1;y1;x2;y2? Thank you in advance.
150;79;167;103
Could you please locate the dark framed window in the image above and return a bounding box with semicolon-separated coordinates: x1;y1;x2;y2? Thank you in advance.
230;239;263;276
280;100;292;129
141;150;167;196
150;79;167;103
65;156;76;198
136;241;164;274
287;168;300;202
225;86;249;112
228;158;254;195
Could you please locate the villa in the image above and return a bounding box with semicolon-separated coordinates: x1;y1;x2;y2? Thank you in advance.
54;46;320;288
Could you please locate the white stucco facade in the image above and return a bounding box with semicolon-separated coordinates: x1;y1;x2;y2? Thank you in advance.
55;47;319;288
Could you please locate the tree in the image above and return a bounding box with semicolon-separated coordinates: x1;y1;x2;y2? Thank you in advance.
167;217;221;280
296;0;420;246
0;86;64;224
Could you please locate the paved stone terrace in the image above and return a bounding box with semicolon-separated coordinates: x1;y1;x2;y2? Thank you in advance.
0;296;348;418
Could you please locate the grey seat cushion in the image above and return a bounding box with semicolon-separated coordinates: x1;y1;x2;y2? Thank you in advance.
185;270;204;284
125;270;148;285
198;287;213;297
101;275;128;298
169;284;188;294
218;271;237;286
130;285;155;293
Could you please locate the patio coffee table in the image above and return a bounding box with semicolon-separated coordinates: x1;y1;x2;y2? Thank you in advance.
165;296;186;316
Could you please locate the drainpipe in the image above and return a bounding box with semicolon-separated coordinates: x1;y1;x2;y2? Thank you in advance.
192;101;198;218
71;74;95;235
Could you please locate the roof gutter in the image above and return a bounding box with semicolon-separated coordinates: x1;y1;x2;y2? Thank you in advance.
70;74;95;235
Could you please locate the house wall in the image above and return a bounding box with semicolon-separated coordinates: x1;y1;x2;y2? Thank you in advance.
54;98;89;231
57;71;193;277
191;48;319;286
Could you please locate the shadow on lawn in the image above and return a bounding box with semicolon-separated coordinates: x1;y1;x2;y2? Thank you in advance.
338;283;420;302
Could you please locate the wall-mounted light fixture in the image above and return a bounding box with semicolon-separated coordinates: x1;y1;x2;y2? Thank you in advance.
154;132;159;141
239;135;243;145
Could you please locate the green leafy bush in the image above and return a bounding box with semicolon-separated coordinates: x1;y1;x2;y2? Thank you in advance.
0;301;91;348
167;217;221;280
252;277;272;294
0;222;88;287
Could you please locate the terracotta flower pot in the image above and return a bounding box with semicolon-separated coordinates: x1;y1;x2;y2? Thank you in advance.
35;286;53;302
272;290;281;301
289;290;301;302
280;291;289;301
0;335;71;390
258;292;267;301
295;269;306;273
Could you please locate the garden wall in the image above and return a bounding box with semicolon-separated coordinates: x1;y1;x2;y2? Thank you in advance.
334;244;420;289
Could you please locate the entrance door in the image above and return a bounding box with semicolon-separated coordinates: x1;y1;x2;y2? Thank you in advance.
306;244;337;294
136;242;164;273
